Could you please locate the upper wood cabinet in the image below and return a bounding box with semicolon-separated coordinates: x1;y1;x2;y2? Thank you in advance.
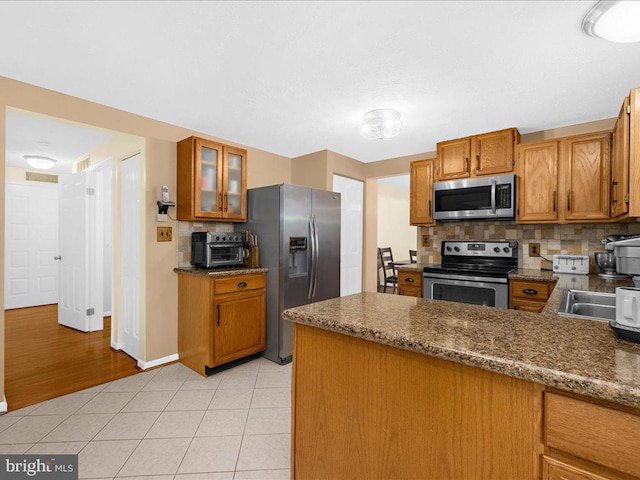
177;136;247;222
611;96;630;218
410;159;435;226
563;132;611;221
516;141;559;223
517;132;611;224
435;128;519;181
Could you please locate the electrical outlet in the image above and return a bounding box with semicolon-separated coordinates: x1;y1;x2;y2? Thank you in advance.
529;242;540;257
157;227;172;242
422;235;430;247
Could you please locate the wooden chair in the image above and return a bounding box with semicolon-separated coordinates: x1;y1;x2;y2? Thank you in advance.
378;247;398;294
410;249;417;264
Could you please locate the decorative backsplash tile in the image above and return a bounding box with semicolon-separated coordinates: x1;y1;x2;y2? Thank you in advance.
177;221;234;267
419;222;640;273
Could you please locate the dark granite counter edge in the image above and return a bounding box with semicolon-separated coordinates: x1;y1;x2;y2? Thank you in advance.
283;304;640;409
174;266;268;277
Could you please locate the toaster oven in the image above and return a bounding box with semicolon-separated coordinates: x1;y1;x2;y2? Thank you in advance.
191;232;244;268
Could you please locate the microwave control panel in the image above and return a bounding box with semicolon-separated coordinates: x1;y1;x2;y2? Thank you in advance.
496;184;512;209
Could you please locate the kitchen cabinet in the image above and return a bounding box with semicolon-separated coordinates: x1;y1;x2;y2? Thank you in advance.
516;132;611;224
611;96;630;218
409;159;435;226
435;127;519;181
177;136;247;222
509;279;556;313
544;390;640;479
516;141;560;223
177;271;266;376
397;270;422;297
563;132;611;222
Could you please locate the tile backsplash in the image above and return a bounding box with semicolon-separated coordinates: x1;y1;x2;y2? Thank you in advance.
419;221;640;273
177;221;234;267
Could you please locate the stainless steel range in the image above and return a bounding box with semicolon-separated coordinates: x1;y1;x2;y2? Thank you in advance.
422;241;518;309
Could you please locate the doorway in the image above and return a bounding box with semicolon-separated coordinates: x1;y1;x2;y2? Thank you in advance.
4;108;144;410
333;174;364;296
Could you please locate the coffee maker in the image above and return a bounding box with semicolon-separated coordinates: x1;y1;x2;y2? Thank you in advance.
594;235;632;278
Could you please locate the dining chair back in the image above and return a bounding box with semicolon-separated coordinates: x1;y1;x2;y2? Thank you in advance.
409;249;417;264
378;247;398;294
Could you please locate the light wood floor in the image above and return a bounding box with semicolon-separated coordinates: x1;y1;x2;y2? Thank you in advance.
5;304;141;411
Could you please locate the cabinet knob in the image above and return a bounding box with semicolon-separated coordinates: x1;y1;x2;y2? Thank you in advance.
405;277;415;283
237;282;247;288
523;288;538;295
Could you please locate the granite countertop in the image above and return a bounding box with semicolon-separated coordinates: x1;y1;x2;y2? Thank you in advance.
174;266;268;277
282;274;640;409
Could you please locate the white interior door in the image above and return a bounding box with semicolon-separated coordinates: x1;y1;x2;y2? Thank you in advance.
333;175;363;296
91;157;113;316
5;181;59;309
120;153;142;360
58;171;103;332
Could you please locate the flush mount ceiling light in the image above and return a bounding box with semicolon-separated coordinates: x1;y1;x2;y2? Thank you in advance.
582;1;640;43
361;109;402;140
24;155;57;170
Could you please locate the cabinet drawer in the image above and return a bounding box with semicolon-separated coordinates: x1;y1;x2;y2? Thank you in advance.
214;274;266;295
398;286;422;298
511;299;545;313
511;280;553;300
545;392;640;478
543;457;610;480
398;271;422;287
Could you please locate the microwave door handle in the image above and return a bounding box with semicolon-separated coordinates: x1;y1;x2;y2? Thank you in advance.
491;180;497;214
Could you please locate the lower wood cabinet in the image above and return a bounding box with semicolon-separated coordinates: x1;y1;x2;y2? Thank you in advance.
178;272;266;376
397;270;422;297
544;390;640;479
510;279;556;313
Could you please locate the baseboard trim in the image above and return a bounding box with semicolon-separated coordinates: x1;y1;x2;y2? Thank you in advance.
137;353;179;370
0;396;7;414
111;341;122;350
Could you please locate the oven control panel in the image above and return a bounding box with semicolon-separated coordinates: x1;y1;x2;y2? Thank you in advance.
442;241;518;258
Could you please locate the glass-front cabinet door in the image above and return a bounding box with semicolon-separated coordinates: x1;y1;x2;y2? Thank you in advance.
194;139;224;218
222;146;247;220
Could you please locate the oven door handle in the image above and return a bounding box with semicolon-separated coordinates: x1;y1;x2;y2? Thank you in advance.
491;179;497;214
422;271;508;284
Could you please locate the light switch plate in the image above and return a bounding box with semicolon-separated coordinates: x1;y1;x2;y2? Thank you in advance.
157;227;172;242
552;254;589;275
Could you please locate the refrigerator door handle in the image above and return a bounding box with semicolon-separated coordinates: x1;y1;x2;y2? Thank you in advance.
312;215;319;298
308;216;316;299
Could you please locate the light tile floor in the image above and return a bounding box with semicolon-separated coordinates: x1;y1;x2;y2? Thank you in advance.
0;357;292;479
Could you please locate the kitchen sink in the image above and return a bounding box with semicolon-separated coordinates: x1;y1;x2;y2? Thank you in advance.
557;289;616;322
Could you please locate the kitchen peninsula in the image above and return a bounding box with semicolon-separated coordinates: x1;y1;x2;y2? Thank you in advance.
283;288;640;479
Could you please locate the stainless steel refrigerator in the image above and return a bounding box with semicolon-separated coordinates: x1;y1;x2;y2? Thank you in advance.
239;184;341;364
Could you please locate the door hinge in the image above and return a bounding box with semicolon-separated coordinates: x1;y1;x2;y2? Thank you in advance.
86;308;95;316
627;104;631;115
86;187;95;196
625;194;630;203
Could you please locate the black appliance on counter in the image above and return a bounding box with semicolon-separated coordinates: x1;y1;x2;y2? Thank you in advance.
191;232;244;268
422;240;518;309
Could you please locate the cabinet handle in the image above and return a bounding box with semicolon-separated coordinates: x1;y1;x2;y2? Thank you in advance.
405;277;415;283
237;282;247;288
523;288;538;295
216;304;221;326
428;200;432;217
476;154;480;172
224;193;228;212
218;193;223;212
553;191;556;212
567;190;571;211
612;181;618;204
465;157;470;173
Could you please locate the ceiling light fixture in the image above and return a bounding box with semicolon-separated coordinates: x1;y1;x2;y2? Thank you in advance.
582;1;640;43
24;155;57;170
361;109;402;140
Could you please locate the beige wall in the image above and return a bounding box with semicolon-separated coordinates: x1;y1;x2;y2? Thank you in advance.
377;182;416;265
0;75;291;408
291;150;328;189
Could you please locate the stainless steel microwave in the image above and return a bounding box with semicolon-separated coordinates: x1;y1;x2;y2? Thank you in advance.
433;174;516;221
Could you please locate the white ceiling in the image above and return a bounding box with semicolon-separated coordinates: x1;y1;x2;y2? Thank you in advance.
1;1;640;163
5;110;113;174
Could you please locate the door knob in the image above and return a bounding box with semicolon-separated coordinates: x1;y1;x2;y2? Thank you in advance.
54;256;62;261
